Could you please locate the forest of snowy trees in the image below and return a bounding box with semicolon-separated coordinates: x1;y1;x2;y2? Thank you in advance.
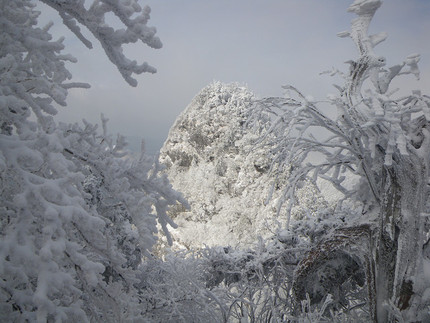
1;0;430;322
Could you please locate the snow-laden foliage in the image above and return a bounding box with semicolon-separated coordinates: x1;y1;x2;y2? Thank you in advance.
141;230;371;322
159;82;328;250
0;1;186;321
0;0;89;135
60;116;187;256
139;235;303;322
138;250;228;322
250;0;430;321
41;0;162;87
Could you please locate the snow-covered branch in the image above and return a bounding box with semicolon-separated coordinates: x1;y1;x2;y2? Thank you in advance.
40;0;162;86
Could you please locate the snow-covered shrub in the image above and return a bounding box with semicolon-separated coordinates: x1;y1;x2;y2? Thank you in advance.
140;234;307;323
138;250;228;322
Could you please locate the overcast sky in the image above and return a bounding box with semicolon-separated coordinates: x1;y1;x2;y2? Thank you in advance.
40;0;430;155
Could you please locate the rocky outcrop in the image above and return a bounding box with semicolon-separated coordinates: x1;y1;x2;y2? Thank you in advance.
159;82;326;249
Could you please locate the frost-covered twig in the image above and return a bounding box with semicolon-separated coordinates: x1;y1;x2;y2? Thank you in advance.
41;0;162;86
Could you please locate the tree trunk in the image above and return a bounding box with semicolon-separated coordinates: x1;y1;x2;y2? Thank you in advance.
375;158;426;322
375;166;400;322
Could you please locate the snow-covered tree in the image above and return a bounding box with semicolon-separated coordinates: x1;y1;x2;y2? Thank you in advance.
251;0;430;321
0;0;185;321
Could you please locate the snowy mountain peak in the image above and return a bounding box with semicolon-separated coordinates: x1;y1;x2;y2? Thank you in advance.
159;82;327;249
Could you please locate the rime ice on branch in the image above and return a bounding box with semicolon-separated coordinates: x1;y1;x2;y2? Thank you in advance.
251;0;430;321
41;0;162;86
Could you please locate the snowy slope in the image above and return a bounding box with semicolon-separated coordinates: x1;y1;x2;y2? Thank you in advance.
159;82;327;249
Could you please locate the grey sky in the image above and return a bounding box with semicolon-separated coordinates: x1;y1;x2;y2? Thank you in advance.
41;0;430;155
